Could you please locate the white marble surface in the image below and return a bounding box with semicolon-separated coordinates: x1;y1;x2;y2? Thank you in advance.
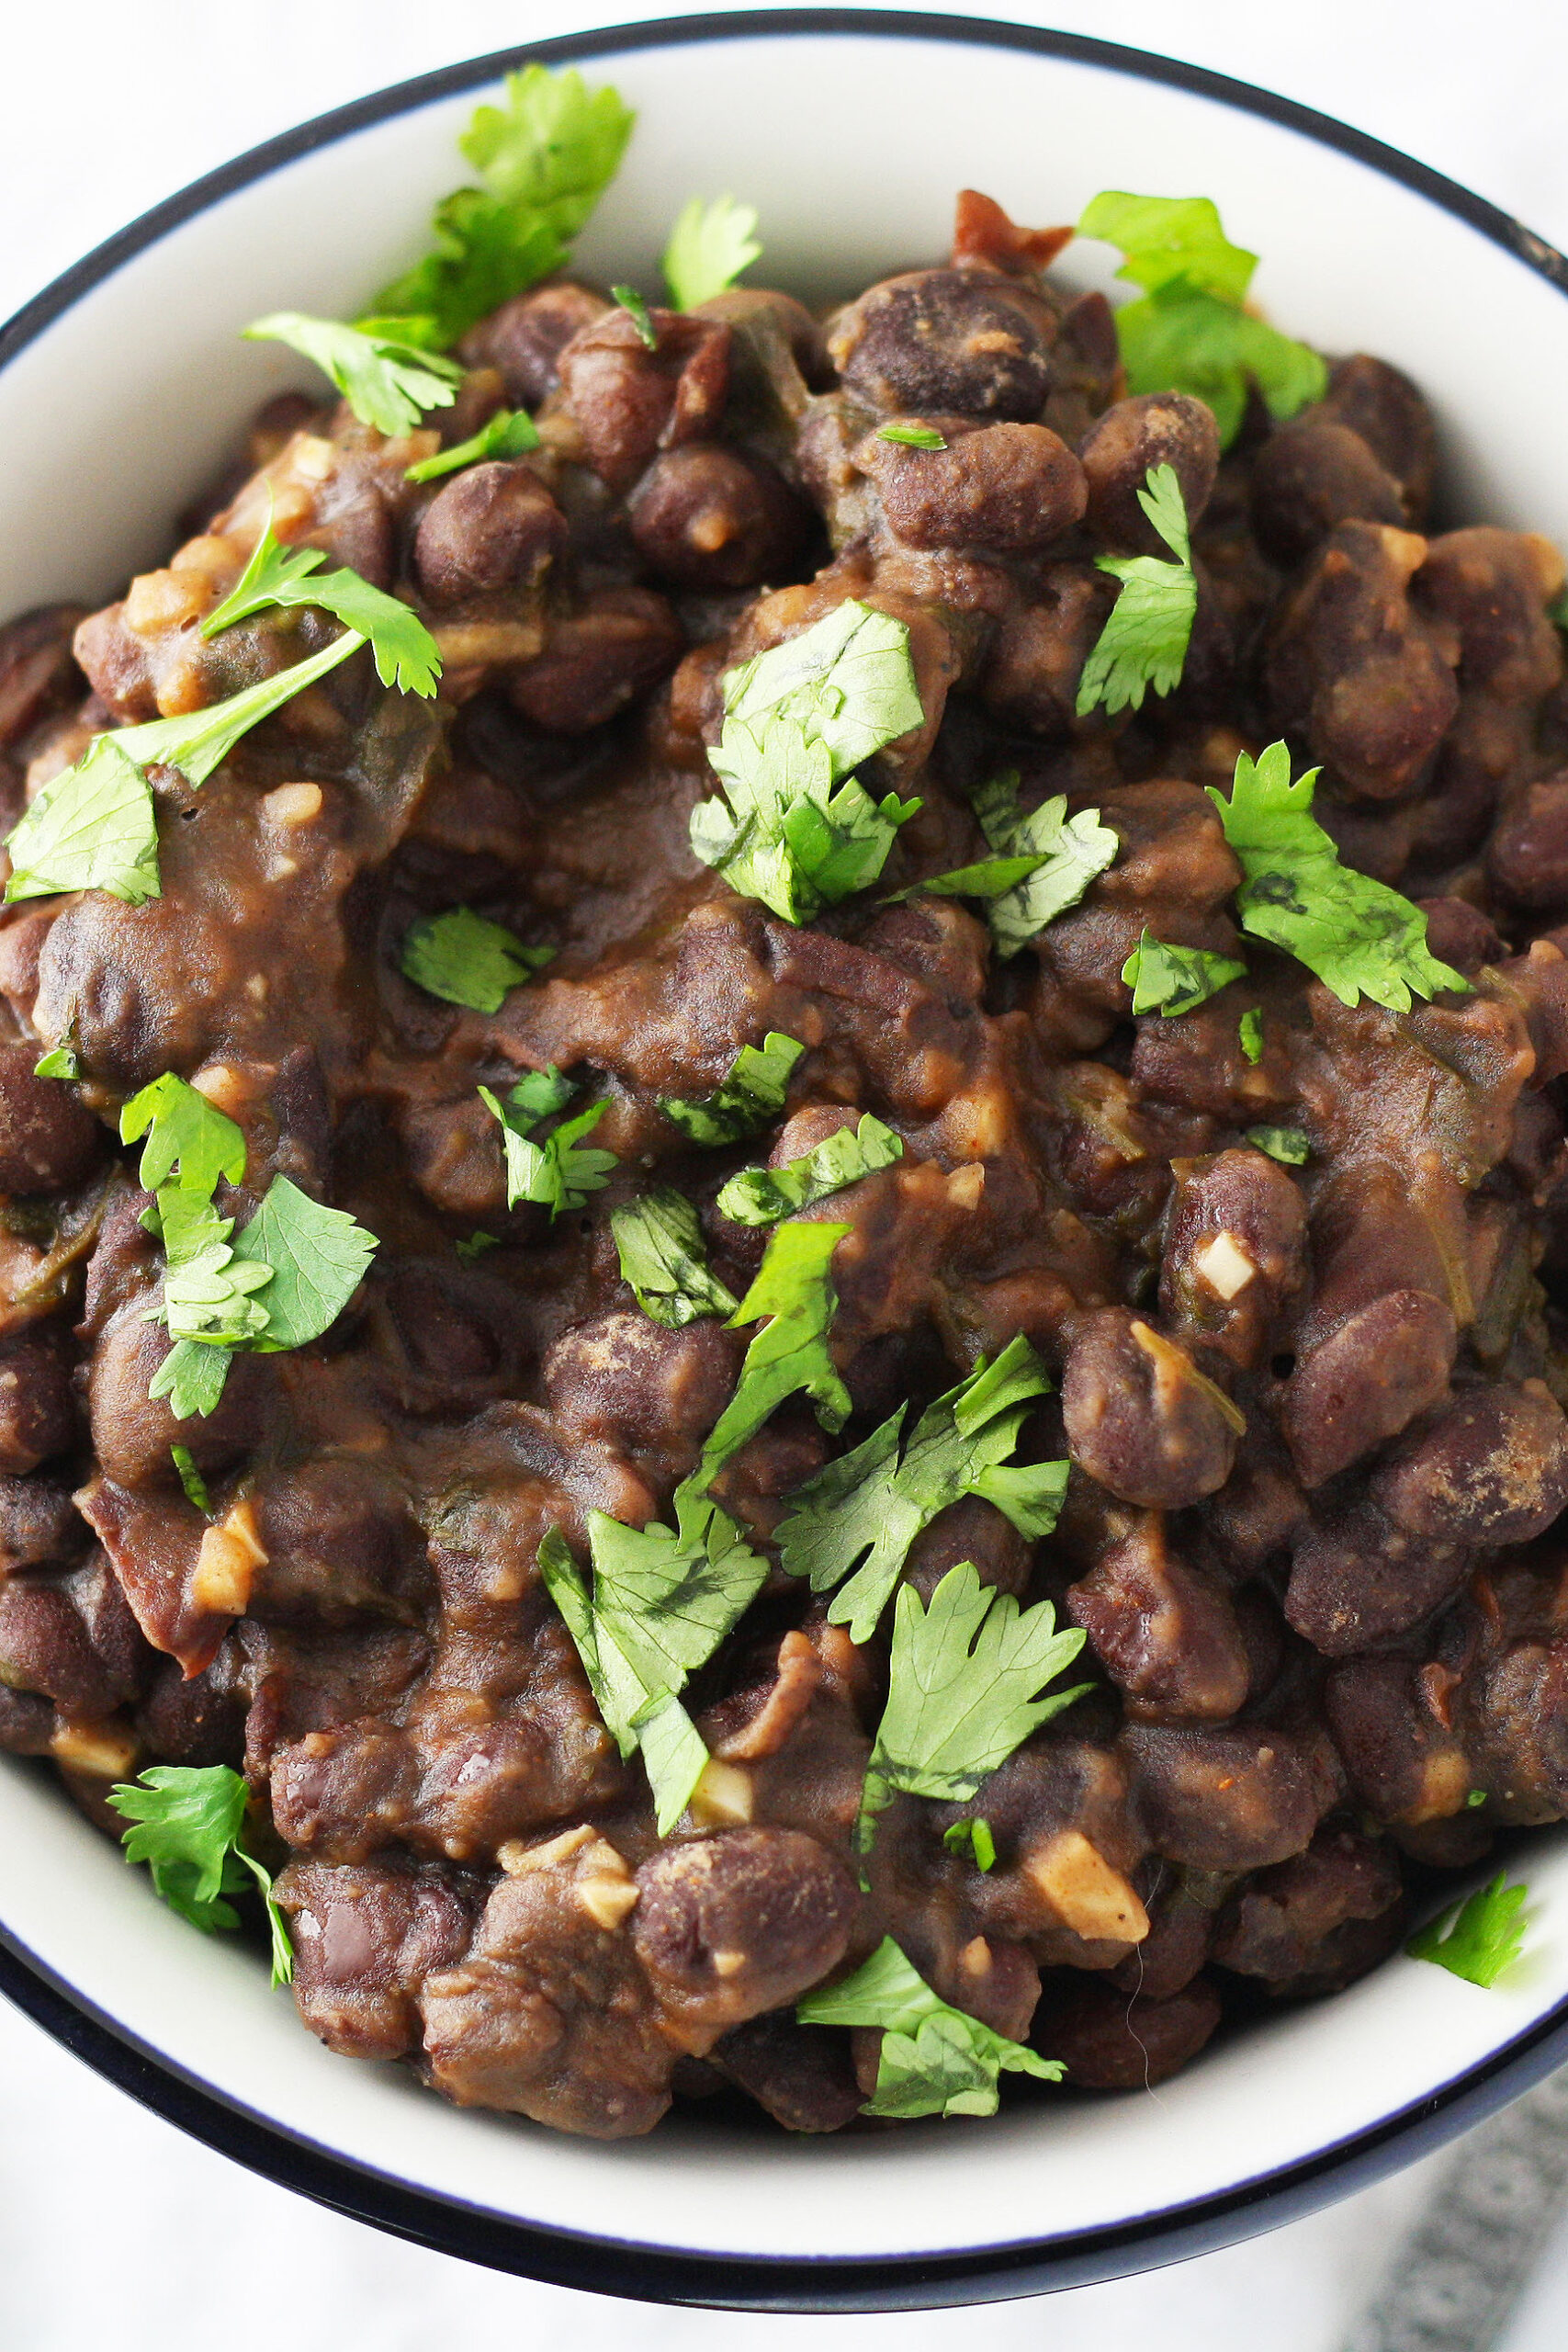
4;2;1568;2344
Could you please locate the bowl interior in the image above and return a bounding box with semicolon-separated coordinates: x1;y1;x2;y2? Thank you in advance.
2;17;1566;2281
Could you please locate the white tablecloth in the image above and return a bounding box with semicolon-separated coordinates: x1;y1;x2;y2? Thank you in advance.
4;4;1567;2344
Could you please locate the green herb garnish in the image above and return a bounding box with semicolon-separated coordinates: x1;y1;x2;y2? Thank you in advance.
1238;1007;1264;1064
1209;741;1470;1012
691;1219;852;1493
33;1045;80;1080
942;1817;998;1871
611;1189;739;1328
1245;1125;1310;1165
242;313;463;435
1122;930;1246;1015
964;771;1119;957
404;408;541;482
660;1032;803;1148
716;1114;903;1227
797;1936;1063;2119
169;1445;212;1516
479;1073;617;1217
107;1764;293;1984
612;284;658;347
1076;463;1197;717
662;194;762;310
400;907;553;1012
1407;1873;1529;1989
878;424;948;449
201;518;442;696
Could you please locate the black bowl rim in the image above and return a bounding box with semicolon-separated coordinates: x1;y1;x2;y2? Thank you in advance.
3;6;1567;2313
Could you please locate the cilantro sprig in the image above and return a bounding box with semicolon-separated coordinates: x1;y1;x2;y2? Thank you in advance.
479;1069;617;1216
1122;931;1246;1015
660;1032;803;1147
965;773;1118;957
856;1562;1089;1853
400;907;553;1012
5;632;363;907
1407;1873;1530;1988
662;194;762;310
611;1189;738;1327
797;1936;1063;2120
107;1764;293;1985
1077;191;1326;448
367;65;636;348
539;1488;767;1833
404;407;541;483
1076;463;1197;718
612;284;659;348
1245;1125;1310;1166
1209;742;1470;1012
692;1218;852;1492
878;424;948;450
201;518;442;696
716;1114;903;1227
777;1335;1069;1643
122;1072;246;1196
242;313;463;436
690;602;925;922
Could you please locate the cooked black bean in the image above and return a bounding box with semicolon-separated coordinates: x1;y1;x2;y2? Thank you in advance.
1062;1308;1241;1510
626;444;810;587
1078;393;1220;550
413;462;567;604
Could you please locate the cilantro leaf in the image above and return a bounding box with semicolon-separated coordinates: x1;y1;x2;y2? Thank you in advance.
403;407;541;483
400;906;553;1012
1208;741;1470;1012
243;312;463;435
1245;1125;1310;1165
1122;930;1247;1015
367;65;635;346
692;1219;852;1491
611;1188;738;1327
942;1816;997;1871
691;601;925;922
1076;463;1197;717
660;1032;804;1147
150;1339;232;1421
877;424;947;449
796;1936;1062;2120
4;740;162;907
857;1561;1089;1851
776;1334;1069;1643
1077;191;1326;448
1407;1873;1529;1988
455;1230;499;1265
151;1186;273;1348
33;1046;79;1080
1238;1007;1264;1065
612;284;659;347
509;1066;576;1123
120;1073;247;1195
716;1114;904;1227
228;1177;378;1350
107;1763;293;1985
968;772;1118;956
885;854;1055;905
662;195;762;310
170;1445;211;1516
539;1488;766;1833
479;1080;617;1216
201;518;441;697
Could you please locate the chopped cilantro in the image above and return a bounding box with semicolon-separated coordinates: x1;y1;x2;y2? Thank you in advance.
886;853;1057;905
797;1936;1063;2120
201;517;442;697
1077;190;1327;447
612;1188;738;1327
690;601;925;922
692;1218;852;1492
1122;930;1247;1015
150;1186;273;1349
150;1342;232;1423
4;741;162;908
227;1179;378;1351
660;1032;804;1147
857;1562;1089;1852
1407;1873;1529;1989
716;1114;904;1227
242;312;463;435
662;194;762;310
479;1075;617;1217
878;424;948;449
942;1817;998;1871
1076;463;1197;717
539;1488;767;1832
400;906;553;1012
33;1045;79;1080
367;66;636;347
1209;741;1470;1012
965;771;1119;957
1467;1789;1489;1809
169;1445;212;1517
1238;1007;1264;1065
121;1074;246;1196
1245;1125;1310;1165
455;1230;499;1265
612;283;658;348
777;1335;1068;1643
107;1763;293;1985
403;407;541;483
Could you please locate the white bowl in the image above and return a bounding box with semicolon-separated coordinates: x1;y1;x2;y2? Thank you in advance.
2;9;1567;2312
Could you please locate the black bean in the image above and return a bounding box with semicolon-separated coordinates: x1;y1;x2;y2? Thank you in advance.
858;420;1086;553
633;1827;856;2035
0;1039;102;1193
1281;1290;1457;1488
1062;1308;1240;1510
830;268;1056;420
507;586;684;731
0;1322;75;1474
1078;393;1220;551
1039;1973;1223;2088
459;281;611;407
1371;1384;1568;1546
627;444;810;589
413;462;567;605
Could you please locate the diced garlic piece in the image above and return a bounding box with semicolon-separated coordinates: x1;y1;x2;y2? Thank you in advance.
51;1719;139;1779
689;1759;753;1827
497;1825;596;1875
1024;1828;1150;1943
264;782;323;827
578;1873;640;1931
1193;1230;1257;1302
191;1498;267;1616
